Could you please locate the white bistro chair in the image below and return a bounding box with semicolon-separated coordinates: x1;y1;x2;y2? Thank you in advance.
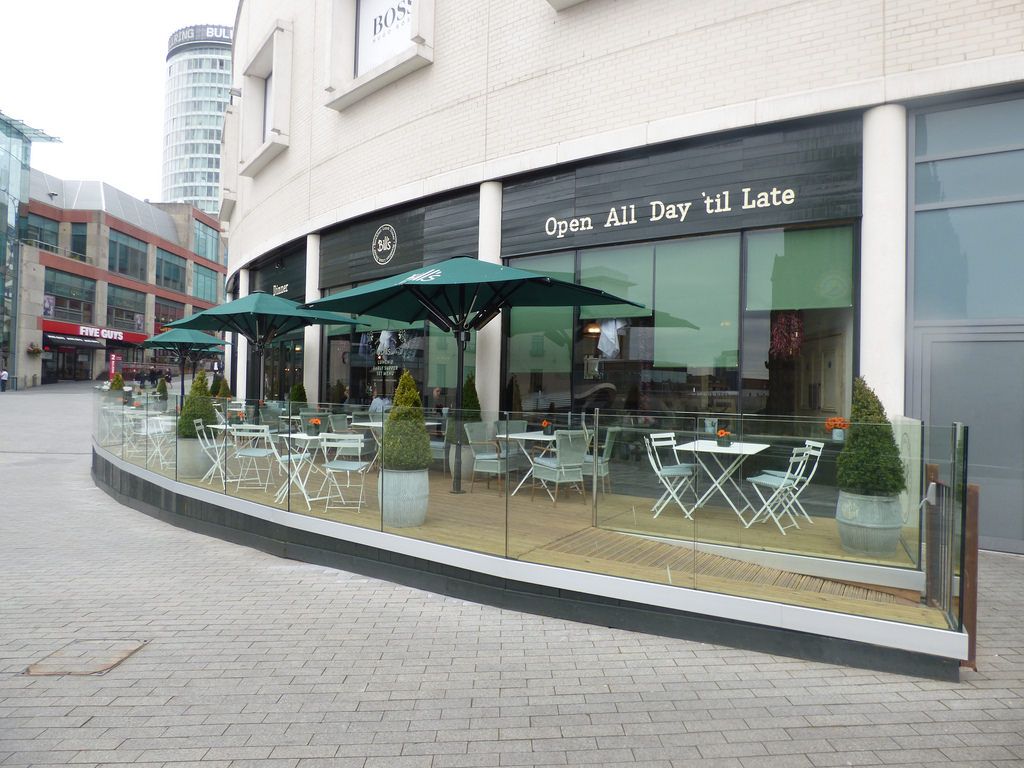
744;446;811;534
319;433;371;512
758;439;825;524
195;419;227;485
644;432;696;518
229;424;275;492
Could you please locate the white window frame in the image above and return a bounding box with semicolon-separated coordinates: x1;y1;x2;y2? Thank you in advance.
239;19;292;178
323;0;435;112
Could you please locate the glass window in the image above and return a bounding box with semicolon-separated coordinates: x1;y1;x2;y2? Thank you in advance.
44;268;95;323
22;213;59;252
192;263;219;303
741;226;854;416
654;234;740;369
108;229;148;281
107;285;147;332
193;219;220;263
915;202;1024;321
915;98;1024;158
70;222;87;260
579;246;653;320
915;150;1024;205
156;248;187;293
154;298;185;334
507;253;575;413
44;268;95;301
745;227;853;311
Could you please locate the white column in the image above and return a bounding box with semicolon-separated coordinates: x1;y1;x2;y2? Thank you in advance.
860;104;907;417
303;233;322;403
234;268;250;400
475;181;503;418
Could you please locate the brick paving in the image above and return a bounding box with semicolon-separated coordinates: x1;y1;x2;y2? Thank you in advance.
1;384;1022;767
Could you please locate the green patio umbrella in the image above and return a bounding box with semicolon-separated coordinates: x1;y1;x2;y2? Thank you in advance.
143;328;227;403
305;257;644;492
166;291;367;402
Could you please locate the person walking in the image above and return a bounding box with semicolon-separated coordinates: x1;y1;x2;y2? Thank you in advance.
0;366;8;392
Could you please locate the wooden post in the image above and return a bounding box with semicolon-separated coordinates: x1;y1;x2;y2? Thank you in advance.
961;483;979;671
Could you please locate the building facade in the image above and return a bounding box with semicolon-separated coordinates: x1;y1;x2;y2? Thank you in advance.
18;169;226;384
162;24;234;216
1;111;57;388
219;1;1024;552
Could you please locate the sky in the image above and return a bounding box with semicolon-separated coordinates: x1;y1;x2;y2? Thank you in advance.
1;0;239;203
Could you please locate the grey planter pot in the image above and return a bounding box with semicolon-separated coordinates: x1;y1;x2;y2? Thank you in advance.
378;468;429;528
176;437;213;479
835;490;904;556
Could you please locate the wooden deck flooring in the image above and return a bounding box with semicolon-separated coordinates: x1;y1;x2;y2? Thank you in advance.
120;451;948;629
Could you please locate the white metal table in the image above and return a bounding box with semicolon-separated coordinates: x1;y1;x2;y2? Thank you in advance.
506;431;556;496
675;439;770;522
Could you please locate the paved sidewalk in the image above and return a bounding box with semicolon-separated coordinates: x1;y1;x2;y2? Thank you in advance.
1;387;1022;767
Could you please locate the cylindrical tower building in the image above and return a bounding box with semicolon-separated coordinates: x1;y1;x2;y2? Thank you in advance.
161;25;233;216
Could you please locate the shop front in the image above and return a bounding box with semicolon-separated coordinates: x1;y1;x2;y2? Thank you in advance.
317;191;480;410
41;320;148;383
499;114;863;420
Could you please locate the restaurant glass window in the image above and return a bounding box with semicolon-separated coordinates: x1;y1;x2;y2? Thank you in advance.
21;213;59;252
155;248;187;293
106;284;147;332
44;268;95;323
70;222;87;260
507;252;575;414
740;226;854;416
108;229;149;281
574;245;654;412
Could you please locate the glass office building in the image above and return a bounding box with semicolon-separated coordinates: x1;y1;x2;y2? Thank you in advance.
161;25;233;217
0;111;57;386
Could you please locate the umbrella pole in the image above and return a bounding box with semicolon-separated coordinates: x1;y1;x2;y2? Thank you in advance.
179;356;186;408
451;329;468;494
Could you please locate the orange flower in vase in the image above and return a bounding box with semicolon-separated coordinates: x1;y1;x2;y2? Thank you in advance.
541;419;553;436
716;428;732;447
825;416;849;441
307;417;322;436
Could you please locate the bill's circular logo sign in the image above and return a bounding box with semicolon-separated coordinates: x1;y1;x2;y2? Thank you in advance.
371;224;398;265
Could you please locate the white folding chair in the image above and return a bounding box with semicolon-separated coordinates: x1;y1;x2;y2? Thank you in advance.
230;424;274;491
271;433;316;509
745;448;809;534
194;419;227;484
644;432;696;518
318;433;370;512
760;439;825;524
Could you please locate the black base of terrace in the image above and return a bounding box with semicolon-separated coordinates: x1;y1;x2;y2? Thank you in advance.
92;449;960;682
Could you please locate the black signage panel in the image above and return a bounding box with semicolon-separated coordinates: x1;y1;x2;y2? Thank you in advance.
250;243;307;301
501;115;863;257
319;190;479;291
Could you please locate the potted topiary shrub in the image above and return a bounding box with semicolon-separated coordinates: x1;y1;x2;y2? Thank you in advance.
447;373;481;482
378;369;432;527
835;376;908;556
155;376;169;412
176;369;217;478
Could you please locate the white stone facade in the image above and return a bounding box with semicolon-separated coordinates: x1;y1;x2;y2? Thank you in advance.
222;0;1024;418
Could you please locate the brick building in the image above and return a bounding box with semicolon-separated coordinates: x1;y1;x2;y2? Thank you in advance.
18;169;226;385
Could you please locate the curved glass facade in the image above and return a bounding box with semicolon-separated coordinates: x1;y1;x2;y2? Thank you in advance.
1;114;37;378
161;29;233;215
